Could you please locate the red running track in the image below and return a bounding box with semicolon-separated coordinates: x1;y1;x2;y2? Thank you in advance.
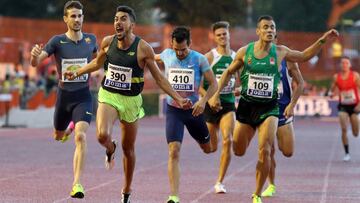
0;117;360;203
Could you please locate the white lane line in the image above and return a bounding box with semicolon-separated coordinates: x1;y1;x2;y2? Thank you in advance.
53;161;167;203
319;135;336;203
190;160;256;203
0;168;43;182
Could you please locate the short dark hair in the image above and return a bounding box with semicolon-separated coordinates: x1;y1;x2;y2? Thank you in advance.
211;21;230;33
341;56;350;60
116;6;136;22
171;26;191;45
257;15;274;27
63;1;83;16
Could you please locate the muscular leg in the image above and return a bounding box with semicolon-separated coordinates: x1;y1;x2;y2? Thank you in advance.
216;111;234;184
254;116;278;196
168;141;181;197
72;121;89;186
277;123;295;157
207;122;219;152
267;144;276;186
120;120;138;193
232;121;255;156
338;112;349;154
350;113;359;137
96;103;119;155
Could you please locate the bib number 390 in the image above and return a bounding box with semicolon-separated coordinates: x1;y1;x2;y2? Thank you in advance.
104;63;132;90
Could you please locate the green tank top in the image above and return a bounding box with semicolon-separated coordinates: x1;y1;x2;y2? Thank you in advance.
101;36;144;96
241;42;280;103
203;49;236;103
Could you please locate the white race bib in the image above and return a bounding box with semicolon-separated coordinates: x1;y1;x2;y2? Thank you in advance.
168;68;194;92
104;63;132;90
61;58;88;82
341;89;356;104
217;74;235;94
247;74;274;98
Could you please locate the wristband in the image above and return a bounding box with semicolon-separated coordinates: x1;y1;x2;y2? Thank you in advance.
319;39;326;44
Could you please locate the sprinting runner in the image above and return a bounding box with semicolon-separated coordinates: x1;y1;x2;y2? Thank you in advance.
209;15;338;203
156;26;217;203
262;59;304;197
199;21;236;194
64;6;191;203
329;56;360;162
30;1;97;198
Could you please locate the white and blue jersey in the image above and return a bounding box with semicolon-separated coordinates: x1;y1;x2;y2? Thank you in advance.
278;60;293;126
160;48;211;108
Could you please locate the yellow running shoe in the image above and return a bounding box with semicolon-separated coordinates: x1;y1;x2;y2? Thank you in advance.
70;183;84;199
261;184;276;197
167;195;180;203
252;194;262;203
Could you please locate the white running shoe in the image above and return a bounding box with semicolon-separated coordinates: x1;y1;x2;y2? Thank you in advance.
343;154;351;162
214;182;227;193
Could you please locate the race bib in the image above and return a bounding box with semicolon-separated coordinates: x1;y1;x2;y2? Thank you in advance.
104;63;132;90
247;74;274;98
341;89;356;104
168;68;194;92
61;58;88;82
217;74;235;94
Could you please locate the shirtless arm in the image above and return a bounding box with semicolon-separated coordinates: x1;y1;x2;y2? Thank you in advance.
284;62;304;118
284;29;339;63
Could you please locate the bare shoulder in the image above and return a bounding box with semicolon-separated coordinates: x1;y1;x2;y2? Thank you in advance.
205;50;214;63
101;35;114;49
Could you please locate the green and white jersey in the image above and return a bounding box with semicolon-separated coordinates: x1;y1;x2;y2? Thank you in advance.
241;42;280;103
203;48;236;103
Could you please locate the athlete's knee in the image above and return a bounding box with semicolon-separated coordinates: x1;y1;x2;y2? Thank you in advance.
122;144;135;157
168;144;181;160
74;131;86;144
222;136;232;151
233;145;246;156
282;150;293;157
258;147;271;163
97;128;110;145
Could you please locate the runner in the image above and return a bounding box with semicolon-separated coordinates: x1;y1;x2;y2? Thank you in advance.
199;21;237;194
156;26;217;203
329;56;360;162
64;6;191;203
30;1;97;198
209;15;338;203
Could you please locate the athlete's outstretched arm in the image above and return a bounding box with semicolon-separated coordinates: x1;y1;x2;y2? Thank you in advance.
284;62;304;118
328;74;338;97
353;72;360;112
142;41;192;109
64;36;111;80
198;51;214;98
284;29;339;63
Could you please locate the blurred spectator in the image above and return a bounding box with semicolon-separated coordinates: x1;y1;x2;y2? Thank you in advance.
45;68;57;95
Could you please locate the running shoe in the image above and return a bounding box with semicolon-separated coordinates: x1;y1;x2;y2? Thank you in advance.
214;182;227;193
261;184;276;197
70;183;84;199
343;154;351;162
60;121;75;143
252;194;262;203
167;195;180;203
105;140;117;170
121;192;131;203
